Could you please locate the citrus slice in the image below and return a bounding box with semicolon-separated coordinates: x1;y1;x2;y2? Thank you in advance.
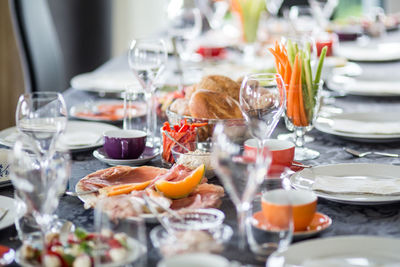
99;181;151;196
155;164;205;199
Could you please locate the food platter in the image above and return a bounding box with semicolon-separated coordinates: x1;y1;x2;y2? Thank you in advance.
267;236;400;266
290;163;400;205
70;100;146;122
315;112;400;142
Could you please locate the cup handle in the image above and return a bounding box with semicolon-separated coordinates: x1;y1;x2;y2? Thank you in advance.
121;140;129;159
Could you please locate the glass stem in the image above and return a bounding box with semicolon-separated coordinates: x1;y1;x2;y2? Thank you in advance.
294;127;306;148
144;91;155;147
236;205;248;250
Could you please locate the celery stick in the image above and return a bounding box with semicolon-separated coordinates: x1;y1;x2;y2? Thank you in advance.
287;40;295;66
303;55;314;120
314;46;327;85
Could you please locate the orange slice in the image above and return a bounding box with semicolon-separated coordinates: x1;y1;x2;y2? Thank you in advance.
99;181;151;196
155;164;205;199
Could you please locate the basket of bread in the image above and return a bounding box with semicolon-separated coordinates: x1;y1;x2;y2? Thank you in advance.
166;75;245;141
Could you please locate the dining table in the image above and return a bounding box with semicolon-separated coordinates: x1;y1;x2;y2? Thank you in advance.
2;30;400;266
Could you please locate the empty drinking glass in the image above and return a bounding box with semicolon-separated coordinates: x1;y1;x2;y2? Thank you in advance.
10;134;71;246
246;176;293;260
212;121;271;250
123;84;146;131
128;38;167;147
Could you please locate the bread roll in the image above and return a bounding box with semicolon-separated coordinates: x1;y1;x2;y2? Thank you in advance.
169;98;191;116
194;75;240;101
189;89;243;119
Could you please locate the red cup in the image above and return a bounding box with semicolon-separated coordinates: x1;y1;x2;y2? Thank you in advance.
244;139;295;175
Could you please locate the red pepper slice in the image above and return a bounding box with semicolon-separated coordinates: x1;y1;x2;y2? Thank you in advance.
173;125;180;132
178;124;189;133
163;122;171;132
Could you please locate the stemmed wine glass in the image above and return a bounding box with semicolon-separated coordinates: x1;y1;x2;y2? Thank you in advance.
10;134;71;247
15;92;68;158
128;38;167;147
239;73;286;153
212;121;271;250
195;0;229;30
167;0;202;88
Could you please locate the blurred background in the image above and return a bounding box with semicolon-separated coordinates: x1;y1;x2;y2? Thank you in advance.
1;0;400;129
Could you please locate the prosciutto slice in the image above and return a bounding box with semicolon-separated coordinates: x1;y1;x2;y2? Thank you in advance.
171;183;225;210
80;165;168;191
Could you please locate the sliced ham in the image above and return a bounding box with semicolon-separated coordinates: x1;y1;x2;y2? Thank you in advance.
80;166;168;191
171;183;225;210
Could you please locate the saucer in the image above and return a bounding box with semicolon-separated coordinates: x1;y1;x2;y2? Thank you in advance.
252;211;332;240
93;147;159;166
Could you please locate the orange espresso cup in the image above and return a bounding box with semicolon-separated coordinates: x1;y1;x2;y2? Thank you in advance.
261;189;317;232
244;139;295;175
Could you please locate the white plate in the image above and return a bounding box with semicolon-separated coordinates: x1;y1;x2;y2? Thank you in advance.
315;112;400;142
290;163;400;205
0;121;120;151
93;147;159;166
0;196;17;230
336;42;400;62
267;235;400;266
327;74;400;96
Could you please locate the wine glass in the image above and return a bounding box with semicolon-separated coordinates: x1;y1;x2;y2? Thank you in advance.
239;73;286;153
211;121;271;250
167;0;202;61
10;134;70;246
15;92;68;158
94;197;147;267
231;0;265;64
195;0;229;30
128;38;167;147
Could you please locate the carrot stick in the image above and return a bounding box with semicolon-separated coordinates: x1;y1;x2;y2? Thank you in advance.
287;54;300;119
292;55;302;126
268;48;288;71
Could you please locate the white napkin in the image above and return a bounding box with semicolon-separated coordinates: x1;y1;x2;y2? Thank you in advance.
71;70;140;92
343;80;400;95
331;119;400;135
312;175;400;195
59;132;101;147
303;257;399;267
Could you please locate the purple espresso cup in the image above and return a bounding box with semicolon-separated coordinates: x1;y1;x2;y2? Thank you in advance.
103;130;147;159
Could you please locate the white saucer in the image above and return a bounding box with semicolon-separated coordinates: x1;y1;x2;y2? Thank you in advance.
93;147;159;166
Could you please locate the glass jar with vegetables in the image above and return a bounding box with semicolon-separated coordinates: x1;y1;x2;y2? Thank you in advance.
161;120;207;167
269;40;327;161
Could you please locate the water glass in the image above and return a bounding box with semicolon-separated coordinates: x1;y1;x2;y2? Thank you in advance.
15;91;67;157
123;84;146;131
